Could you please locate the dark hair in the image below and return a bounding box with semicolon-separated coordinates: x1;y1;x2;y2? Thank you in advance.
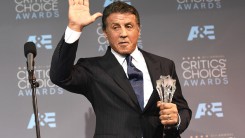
102;1;140;30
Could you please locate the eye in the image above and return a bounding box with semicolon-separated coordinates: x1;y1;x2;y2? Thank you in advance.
112;25;120;30
126;24;133;29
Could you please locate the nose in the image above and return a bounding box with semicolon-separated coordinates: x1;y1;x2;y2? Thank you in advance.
120;28;127;38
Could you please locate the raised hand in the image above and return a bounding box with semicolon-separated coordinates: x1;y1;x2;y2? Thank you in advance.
68;0;102;32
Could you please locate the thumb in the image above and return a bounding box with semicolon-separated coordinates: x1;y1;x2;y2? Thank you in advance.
157;101;163;107
91;12;103;22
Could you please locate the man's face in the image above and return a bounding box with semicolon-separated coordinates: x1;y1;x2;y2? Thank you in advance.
103;13;140;55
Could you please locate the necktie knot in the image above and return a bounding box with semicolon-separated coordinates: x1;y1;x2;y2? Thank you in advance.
125;55;133;67
126;55;143;80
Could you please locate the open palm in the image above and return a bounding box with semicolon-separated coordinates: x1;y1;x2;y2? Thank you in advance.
68;0;102;31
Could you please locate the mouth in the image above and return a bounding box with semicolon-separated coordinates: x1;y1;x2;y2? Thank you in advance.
118;42;129;45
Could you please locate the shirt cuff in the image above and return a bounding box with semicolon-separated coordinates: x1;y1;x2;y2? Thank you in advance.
176;113;181;129
64;26;82;44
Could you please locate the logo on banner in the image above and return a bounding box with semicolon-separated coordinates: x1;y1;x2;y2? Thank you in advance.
27;34;53;49
17;65;64;96
96;23;143;52
176;0;222;11
15;0;59;20
190;133;235;138
188;25;215;41
103;0;131;7
195;102;224;119
27;112;56;129
181;55;228;87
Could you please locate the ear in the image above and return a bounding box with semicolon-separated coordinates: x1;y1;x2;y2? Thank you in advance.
103;30;108;38
138;26;141;36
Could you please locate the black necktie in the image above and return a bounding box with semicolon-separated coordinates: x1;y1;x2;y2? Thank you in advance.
126;55;144;110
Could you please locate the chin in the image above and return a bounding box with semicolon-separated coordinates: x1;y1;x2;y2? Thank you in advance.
117;49;134;55
111;45;136;55
120;48;136;55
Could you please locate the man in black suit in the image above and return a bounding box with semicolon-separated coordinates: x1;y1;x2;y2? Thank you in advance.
50;0;192;137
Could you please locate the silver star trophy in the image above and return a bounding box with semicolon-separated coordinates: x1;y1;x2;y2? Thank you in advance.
156;75;176;103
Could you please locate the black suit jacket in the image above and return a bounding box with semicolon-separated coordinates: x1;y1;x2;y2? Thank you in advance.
50;38;192;138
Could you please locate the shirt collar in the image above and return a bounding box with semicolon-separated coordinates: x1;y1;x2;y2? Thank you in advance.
130;47;141;63
111;47;141;65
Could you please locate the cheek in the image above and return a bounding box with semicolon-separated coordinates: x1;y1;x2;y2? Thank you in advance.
107;36;114;42
130;34;140;42
107;34;118;42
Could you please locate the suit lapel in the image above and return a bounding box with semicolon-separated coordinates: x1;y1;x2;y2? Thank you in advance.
98;47;141;110
140;50;161;112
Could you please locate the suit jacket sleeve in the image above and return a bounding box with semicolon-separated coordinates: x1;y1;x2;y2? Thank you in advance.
170;61;192;134
50;36;90;94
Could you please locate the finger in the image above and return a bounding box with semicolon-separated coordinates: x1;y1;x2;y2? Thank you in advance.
163;103;177;111
159;114;171;123
78;0;83;5
168;104;178;114
159;110;170;117
171;113;178;121
168;114;178;123
159;109;166;115
70;0;82;5
166;114;171;120
159;108;178;117
91;12;103;21
162;103;172;109
69;0;74;5
160;114;178;125
161;108;178;115
158;102;166;110
84;0;89;6
159;114;168;120
159;106;171;115
161;119;177;125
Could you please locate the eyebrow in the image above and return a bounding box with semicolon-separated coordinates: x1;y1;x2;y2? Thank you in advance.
110;22;134;26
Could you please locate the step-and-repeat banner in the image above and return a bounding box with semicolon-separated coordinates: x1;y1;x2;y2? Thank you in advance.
0;0;244;137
